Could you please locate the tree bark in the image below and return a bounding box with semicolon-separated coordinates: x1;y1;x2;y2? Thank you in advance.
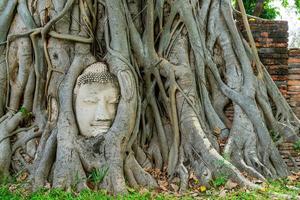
0;0;297;194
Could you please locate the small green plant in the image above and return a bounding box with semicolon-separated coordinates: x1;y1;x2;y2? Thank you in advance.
19;107;32;118
71;171;83;191
212;175;228;188
193;178;199;185
293;140;300;151
270;130;280;142
88;166;109;189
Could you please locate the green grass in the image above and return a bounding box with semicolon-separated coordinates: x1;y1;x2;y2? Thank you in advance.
0;187;149;200
88;167;109;187
0;178;299;200
293;140;300;151
211;175;228;188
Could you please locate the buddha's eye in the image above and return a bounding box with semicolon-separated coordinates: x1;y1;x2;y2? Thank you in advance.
83;97;97;103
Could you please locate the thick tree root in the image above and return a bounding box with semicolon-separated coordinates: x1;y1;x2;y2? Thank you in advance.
0;0;298;195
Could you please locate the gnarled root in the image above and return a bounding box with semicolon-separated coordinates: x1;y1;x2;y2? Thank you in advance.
124;152;158;189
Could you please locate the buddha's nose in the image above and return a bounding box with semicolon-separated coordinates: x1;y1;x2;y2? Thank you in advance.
94;101;111;121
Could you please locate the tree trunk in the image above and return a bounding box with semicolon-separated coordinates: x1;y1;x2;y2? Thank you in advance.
253;0;265;17
0;0;298;194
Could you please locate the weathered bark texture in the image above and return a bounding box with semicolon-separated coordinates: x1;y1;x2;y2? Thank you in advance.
0;0;298;194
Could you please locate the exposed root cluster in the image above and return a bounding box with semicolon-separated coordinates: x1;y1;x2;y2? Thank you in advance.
0;0;298;195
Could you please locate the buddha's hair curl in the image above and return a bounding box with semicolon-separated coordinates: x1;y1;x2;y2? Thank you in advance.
76;62;118;87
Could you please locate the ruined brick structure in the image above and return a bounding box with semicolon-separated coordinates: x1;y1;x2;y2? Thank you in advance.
278;142;300;170
238;18;289;98
225;18;290;123
288;48;300;118
232;18;300;170
286;49;300;173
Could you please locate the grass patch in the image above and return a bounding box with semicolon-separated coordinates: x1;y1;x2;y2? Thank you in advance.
211;175;228;188
0;178;299;200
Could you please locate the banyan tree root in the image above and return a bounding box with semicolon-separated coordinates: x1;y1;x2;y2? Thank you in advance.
0;0;298;195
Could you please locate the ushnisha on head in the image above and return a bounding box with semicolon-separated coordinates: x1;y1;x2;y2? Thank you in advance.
74;62;120;137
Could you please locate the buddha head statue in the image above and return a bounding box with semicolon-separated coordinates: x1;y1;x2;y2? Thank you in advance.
74;62;120;137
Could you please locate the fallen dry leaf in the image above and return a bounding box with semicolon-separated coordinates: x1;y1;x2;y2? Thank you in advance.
17;171;29;182
225;180;238;190
219;189;227;198
139;188;149;194
158;180;168;187
9;184;17;192
189;172;197;180
190;192;199;197
214;127;221;135
45;182;51;189
288;175;298;182
259;187;267;192
170;183;179;192
160;185;168;191
172;177;180;184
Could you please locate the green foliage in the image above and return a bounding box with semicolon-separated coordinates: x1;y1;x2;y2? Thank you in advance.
295;0;300;14
293;140;300;151
87;167;109;185
19;107;32;118
233;0;300;19
30;188;75;200
0;175;12;185
238;0;279;19
261;1;280;19
212;175;228;187
266;178;299;198
0;186;24;200
270;130;281;142
221;190;263;200
282;0;289;7
268;178;289;190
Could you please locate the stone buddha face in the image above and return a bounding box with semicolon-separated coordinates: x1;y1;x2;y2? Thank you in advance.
74;63;120;137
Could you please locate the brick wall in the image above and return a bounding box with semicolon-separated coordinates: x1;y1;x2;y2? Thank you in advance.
237;19;289;97
235;18;300;171
237;20;300;119
224;19;290;124
288;48;300;118
223;19;291;135
278;143;300;170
